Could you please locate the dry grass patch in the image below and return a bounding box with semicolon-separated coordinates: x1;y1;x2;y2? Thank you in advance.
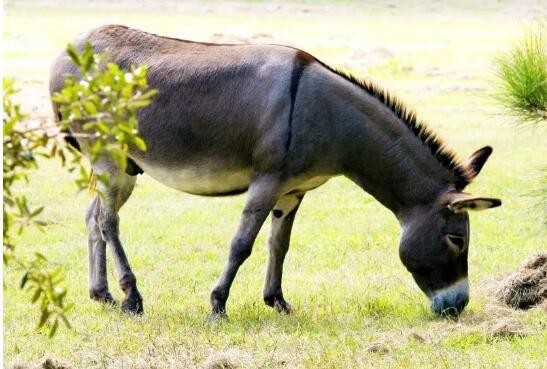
496;253;547;309
201;349;253;369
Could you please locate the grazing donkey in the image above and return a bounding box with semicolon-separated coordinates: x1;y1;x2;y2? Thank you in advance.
50;25;501;317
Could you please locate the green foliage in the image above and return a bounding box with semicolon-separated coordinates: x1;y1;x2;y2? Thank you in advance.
3;78;46;258
20;253;72;338
3;43;156;336
3;78;72;337
52;43;156;188
495;24;547;124
494;24;547;227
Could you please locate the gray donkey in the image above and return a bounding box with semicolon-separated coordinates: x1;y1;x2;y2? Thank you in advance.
50;25;501;317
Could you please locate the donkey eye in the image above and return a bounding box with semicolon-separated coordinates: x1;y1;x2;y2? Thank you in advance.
445;234;466;252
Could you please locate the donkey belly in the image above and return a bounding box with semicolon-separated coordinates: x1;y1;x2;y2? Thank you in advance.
139;162;253;196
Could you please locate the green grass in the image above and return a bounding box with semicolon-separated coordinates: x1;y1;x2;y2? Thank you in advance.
494;23;547;124
3;1;547;368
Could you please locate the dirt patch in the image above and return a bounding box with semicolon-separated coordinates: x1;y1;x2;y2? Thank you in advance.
407;332;426;343
366;342;390;354
201;349;252;369
496;253;547;309
487;318;532;339
6;357;72;369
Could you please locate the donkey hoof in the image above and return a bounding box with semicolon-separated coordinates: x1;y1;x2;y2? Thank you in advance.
90;290;115;304
274;300;293;314
122;298;144;314
121;290;144;314
207;310;228;322
209;303;227;318
264;295;292;314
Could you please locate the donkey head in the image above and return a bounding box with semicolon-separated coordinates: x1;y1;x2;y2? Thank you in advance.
398;146;501;316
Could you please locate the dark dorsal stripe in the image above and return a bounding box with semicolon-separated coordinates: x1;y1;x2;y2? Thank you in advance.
310;58;472;189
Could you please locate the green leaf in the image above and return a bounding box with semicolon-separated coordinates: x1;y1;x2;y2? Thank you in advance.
107;63;121;74
20;272;29;288
35;253;48;262
127;100;151;110
38;309;50;328
66;44;80;66
60;313;72;329
49;319;59;338
51;94;69;104
83;101;97;114
30;206;44;218
83;55;94;73
132;137;147;151
140;89;158;100
31;288;42;303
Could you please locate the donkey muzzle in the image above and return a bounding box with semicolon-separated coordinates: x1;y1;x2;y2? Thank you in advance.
430;278;469;316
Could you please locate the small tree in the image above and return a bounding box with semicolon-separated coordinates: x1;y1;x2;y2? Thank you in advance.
493;23;546;226
3;43;157;336
3;78;73;337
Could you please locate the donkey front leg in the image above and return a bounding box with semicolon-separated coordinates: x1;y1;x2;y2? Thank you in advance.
96;170;143;314
210;177;280;316
263;194;303;314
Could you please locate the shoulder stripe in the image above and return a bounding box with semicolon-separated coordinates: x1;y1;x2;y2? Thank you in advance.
286;51;311;151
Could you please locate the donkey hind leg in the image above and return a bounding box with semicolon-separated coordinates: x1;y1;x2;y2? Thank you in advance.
96;170;143;314
263;194;303;314
86;196;114;304
210;176;281;316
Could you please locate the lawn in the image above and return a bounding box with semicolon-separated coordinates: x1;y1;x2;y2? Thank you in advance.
3;1;546;368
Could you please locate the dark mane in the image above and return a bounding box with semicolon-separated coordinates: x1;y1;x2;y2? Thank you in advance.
314;59;472;189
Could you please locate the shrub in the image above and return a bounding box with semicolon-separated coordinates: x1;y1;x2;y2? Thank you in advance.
494;24;546;124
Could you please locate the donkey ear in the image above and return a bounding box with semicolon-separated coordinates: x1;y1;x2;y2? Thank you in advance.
447;193;502;213
465;146;493;180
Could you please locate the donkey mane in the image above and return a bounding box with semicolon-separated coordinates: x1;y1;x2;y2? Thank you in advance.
314;60;472;188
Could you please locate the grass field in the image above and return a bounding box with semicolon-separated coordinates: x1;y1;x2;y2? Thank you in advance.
3;1;547;368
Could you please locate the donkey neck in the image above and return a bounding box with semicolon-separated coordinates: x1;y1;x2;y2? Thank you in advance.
327;76;457;219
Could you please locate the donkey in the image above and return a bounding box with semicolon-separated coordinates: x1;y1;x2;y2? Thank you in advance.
50;25;501;317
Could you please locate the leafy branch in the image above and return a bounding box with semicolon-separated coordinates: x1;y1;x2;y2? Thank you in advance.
52;43;156;186
3;42;156;336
